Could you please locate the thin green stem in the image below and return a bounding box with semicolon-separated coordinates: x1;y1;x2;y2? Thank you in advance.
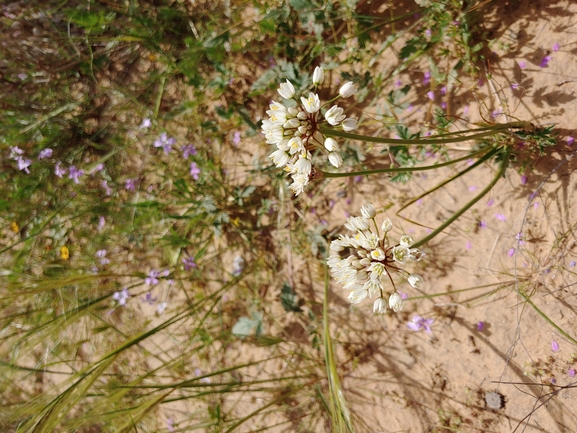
320;146;490;179
412;147;511;248
320;122;529;145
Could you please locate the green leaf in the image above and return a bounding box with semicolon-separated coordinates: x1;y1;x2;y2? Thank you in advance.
232;312;264;338
290;0;316;10
280;283;303;313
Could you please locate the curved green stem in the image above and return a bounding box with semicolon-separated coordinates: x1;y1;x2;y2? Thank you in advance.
320;122;529;146
320;146;490;179
412;147;512;248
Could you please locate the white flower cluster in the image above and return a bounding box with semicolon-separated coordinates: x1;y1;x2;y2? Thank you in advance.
262;66;359;196
327;204;425;314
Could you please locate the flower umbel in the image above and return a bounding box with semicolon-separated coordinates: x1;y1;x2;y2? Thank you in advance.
327;204;425;313
261;67;359;196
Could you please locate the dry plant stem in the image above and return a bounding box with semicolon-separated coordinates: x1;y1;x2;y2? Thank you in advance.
320;122;530;145
412;147;512;249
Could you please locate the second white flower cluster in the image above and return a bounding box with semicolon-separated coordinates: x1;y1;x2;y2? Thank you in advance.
327;204;425;314
262;66;358;196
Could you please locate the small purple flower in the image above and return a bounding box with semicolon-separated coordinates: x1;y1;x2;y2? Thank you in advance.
477;321;484;331
139;118;151;129
399;291;408;300
141;292;158;304
38;148;53;159
98;216;106;231
570;261;576;267
426;91;435;101
440;86;447;95
167;418;174;432
486;198;494;207
181;144;197;158
552;340;559;352
112;287;129;306
145;270;160;286
68;166;84;184
153;133;175;155
125;178;136;191
466;240;472;250
395;79;402;88
440;102;447;110
55;162;66;178
407;315;434;333
551;377;557;385
354;175;363;183
479;220;487;229
183;256;197;271
569;368;576;377
157;301;167;314
406;104;414;112
553;43;559;52
540;55;552;68
17;157;32;174
423;71;431;85
96;249;111;265
463;106;469;115
233;131;241;145
9;146;24;160
468;185;478;192
567;136;575;146
190;162;201;180
508;248;516;257
89;163;104;175
519;61;526;69
101;180;112;196
511;82;520;90
495;213;506;221
520;175;528;185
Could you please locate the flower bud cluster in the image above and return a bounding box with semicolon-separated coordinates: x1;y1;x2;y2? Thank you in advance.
327;204;425;314
262;67;358;196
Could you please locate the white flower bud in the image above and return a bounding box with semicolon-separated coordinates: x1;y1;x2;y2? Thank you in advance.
408;274;423;289
294;157;312;176
361;204;376;219
381;218;393;232
328;152;343;168
388;292;403;312
399;235;414;247
278;80;295;99
339;81;358;98
370;248;386;261
373;297;386;314
313;66;324;86
342;118;358;132
324;137;338;151
324;105;346;126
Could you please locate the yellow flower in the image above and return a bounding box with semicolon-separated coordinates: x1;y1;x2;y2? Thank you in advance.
60;246;70;260
11;222;19;233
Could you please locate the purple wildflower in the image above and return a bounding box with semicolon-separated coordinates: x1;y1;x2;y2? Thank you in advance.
190;162;201;180
569;369;576;377
479;220;487;229
466;240;472;250
423;71;431;85
141;292;158;304
17;157;32;174
477;321;484;331
520;175;528;185
511;82;520;90
395;79;402;88
139;118;151;129
98;216;105;231
551;377;557;385
440;102;447;109
354;175;363;183
441;86;447;95
427;91;435;101
406;104;414;112
553;43;559;52
463;106;469;115
167;418;174;433
570;261;576;267
399;291;408;300
9;146;24;160
495;213;506;221
468;185;478;192
112;288;129;306
68;166;84;184
55;162;66;178
96;249;110;265
567;136;575;146
181;144;197;158
540;55;552;68
552;340;559;352
508;248;515;257
407;316;434;333
233;131;241;145
519;61;526;69
145;270;160;286
38;148;53;159
182;256;197;271
101;180;112;196
125;178;136;191
153;133;175;155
